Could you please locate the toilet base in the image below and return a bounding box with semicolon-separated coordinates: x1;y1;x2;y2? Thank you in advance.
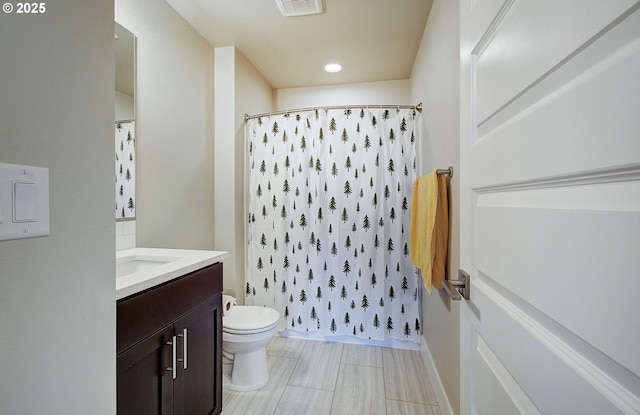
225;347;269;391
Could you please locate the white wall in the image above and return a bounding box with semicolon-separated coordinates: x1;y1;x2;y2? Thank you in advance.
215;46;274;301
116;0;215;250
276;79;411;110
410;0;461;413
0;1;116;413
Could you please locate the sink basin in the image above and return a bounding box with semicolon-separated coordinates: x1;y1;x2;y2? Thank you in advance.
116;248;229;300
116;255;181;278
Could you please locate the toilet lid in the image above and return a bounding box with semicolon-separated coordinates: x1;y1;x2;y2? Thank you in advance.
223;306;280;332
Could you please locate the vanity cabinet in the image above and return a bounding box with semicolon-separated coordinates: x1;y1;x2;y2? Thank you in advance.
117;263;223;415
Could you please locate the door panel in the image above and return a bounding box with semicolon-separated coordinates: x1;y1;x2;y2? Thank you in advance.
475;193;640;373
117;325;174;415
471;2;640;180
175;296;221;415
474;0;635;124
473;331;540;415
470;283;631;415
460;0;640;413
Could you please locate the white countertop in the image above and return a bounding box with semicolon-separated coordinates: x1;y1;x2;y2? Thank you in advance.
116;247;228;300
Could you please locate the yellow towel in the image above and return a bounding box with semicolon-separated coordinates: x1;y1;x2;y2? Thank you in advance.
410;170;449;294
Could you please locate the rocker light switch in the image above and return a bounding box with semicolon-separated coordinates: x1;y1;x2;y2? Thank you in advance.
13;181;39;222
0;163;49;241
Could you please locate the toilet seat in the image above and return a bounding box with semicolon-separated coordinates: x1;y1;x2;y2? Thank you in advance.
223;306;280;334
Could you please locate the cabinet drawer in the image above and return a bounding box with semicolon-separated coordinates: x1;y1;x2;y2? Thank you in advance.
117;262;223;354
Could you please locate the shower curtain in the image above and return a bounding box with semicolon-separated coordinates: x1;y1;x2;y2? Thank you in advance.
246;107;421;343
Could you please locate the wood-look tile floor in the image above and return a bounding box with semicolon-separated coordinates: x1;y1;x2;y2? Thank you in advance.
222;336;441;415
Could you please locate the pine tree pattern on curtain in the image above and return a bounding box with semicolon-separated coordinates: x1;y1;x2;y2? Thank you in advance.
246;108;421;343
115;121;135;219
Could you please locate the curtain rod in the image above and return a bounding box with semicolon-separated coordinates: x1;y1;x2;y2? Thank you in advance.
244;103;422;123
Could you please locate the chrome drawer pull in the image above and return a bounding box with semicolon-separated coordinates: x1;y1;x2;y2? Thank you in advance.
177;328;187;370
164;336;177;379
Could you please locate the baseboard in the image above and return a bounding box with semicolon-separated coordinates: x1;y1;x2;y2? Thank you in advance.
420;334;455;415
279;329;421;350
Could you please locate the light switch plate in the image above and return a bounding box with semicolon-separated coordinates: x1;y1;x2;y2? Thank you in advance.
0;163;49;241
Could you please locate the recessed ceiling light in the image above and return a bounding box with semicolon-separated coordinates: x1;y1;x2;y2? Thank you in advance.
324;63;342;73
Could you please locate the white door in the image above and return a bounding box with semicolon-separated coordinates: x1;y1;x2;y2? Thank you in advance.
459;1;640;414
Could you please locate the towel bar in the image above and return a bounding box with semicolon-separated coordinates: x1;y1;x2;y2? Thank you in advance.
436;166;453;178
443;269;470;301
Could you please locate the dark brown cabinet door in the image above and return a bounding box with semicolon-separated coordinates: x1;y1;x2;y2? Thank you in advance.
174;295;222;415
117;263;223;415
117;325;174;415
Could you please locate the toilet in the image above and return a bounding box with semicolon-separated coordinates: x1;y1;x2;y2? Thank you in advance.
222;305;280;391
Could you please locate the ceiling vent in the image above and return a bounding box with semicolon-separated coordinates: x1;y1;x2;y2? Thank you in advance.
275;0;323;17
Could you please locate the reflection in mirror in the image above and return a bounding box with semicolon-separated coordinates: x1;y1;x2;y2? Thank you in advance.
115;23;135;221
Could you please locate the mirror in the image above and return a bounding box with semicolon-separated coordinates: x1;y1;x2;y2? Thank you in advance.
115;22;136;221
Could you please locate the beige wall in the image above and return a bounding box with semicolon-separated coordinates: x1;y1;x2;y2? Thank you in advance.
0;1;116;413
215;47;274;301
116;0;215;250
410;0;461;413
276;79;411;109
214;47;236;296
